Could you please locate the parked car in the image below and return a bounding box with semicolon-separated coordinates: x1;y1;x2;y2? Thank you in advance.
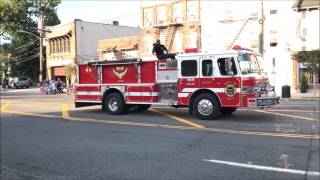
9;77;31;88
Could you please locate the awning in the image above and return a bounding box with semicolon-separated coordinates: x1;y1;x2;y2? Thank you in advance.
292;0;320;11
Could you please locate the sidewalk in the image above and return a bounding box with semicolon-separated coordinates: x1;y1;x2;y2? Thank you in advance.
0;87;39;93
290;89;320;100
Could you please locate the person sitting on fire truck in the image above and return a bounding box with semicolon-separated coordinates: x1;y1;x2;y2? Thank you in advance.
152;39;175;60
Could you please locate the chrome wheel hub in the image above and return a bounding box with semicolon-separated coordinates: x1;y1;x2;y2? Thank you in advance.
198;99;213;116
108;98;118;111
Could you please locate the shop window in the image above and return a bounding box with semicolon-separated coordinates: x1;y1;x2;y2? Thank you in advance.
181;60;197;77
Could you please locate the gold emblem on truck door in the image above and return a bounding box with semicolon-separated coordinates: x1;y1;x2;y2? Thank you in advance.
225;83;235;98
113;66;128;79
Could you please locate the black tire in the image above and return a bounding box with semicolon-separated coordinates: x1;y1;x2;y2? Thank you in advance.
103;93;126;115
193;93;220;120
136;104;151;111
220;107;237;115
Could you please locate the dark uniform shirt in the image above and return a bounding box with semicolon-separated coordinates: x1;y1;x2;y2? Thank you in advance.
152;43;168;59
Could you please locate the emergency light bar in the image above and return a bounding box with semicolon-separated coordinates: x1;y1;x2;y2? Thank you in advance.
232;45;253;51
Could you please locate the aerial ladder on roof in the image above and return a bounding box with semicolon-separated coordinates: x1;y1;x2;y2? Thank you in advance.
228;17;257;49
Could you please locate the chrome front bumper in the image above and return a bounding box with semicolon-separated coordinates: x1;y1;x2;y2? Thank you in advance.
247;96;280;107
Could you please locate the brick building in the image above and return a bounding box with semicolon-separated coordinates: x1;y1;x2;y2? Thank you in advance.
140;0;201;58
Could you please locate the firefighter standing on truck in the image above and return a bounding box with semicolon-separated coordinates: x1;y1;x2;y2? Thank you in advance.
152;39;175;60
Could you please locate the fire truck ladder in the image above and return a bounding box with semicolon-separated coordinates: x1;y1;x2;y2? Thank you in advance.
164;25;177;51
228;17;255;49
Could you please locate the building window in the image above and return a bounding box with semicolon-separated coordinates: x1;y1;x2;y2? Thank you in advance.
63;39;67;52
302;28;307;37
174;32;183;52
188;31;197;48
173;3;182;23
302;11;306;19
144;9;153;27
59;39;63;53
145;36;153;54
181;60;197;77
49;41;53;54
157;6;166;25
67;38;71;52
270;9;278;14
187;1;197;21
159;32;166;46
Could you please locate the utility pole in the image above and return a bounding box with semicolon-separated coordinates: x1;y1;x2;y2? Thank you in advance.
38;13;44;83
259;0;264;55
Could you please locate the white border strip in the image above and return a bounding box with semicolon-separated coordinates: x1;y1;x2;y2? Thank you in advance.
178;93;190;98
76;91;101;96
203;159;320;177
125;92;159;97
182;88;241;93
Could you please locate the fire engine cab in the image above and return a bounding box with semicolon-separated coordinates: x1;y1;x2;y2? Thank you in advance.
75;47;280;120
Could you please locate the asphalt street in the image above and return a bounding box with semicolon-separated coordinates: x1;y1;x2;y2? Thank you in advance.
1;88;319;180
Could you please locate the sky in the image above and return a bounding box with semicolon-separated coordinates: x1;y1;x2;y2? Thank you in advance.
57;1;172;27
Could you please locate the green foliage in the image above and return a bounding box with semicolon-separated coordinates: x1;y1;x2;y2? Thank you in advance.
300;75;308;93
0;0;60;81
297;50;320;74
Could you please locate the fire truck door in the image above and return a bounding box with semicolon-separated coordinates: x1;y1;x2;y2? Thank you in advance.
215;56;241;107
178;58;200;104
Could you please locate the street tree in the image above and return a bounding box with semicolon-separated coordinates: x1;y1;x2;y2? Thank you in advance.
297;50;320;76
0;0;60;82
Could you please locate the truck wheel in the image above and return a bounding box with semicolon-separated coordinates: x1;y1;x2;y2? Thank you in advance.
220;107;237;115
193;93;220;120
103;93;126;115
137;104;151;111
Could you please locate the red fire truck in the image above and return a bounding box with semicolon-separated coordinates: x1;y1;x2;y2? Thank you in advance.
75;47;279;120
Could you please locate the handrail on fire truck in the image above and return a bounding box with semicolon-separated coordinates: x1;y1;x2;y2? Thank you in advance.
88;58;142;66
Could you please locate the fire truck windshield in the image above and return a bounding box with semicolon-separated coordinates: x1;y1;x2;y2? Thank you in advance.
238;53;261;75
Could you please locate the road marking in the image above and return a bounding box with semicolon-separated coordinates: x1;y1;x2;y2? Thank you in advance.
7;100;74;106
252;109;317;121
150;108;205;128
264;109;320;113
203;159;320;177
62;104;70;119
2;107;319;139
0;101;11;112
152;107;320;113
3;109;60;118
